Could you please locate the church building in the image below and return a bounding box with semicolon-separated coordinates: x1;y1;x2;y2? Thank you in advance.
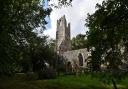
56;15;90;69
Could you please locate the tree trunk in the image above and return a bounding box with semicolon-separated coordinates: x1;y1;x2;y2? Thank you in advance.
112;79;117;89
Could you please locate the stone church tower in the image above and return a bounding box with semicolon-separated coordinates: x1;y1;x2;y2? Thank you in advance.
56;15;71;54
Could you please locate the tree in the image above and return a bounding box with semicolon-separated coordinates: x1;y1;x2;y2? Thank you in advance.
71;34;88;50
0;0;72;75
86;0;128;71
86;0;128;88
0;0;51;75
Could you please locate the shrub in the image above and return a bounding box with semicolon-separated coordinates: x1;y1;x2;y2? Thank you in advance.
38;67;57;79
26;72;38;80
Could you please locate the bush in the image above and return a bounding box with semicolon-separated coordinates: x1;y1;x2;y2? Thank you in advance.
38;67;57;79
26;72;38;80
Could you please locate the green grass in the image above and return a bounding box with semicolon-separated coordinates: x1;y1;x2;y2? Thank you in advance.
0;73;128;89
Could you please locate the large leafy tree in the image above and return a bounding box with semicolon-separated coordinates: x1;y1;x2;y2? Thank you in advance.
0;0;49;75
71;34;88;50
86;0;128;88
0;0;72;75
86;0;128;72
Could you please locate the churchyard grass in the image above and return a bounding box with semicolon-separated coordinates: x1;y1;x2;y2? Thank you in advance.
0;73;128;89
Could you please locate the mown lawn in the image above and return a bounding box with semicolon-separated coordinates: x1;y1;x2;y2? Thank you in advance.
0;73;128;89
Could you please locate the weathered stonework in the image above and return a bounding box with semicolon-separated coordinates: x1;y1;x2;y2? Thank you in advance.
56;15;89;69
56;15;71;54
63;48;89;68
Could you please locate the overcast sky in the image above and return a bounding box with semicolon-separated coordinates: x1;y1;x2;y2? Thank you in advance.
44;0;103;39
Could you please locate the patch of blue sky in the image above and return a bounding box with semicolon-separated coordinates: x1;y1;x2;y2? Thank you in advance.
45;16;51;29
44;0;48;9
43;0;51;29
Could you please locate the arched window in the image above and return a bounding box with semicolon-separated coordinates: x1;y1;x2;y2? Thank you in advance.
78;53;83;66
66;61;72;72
67;61;71;67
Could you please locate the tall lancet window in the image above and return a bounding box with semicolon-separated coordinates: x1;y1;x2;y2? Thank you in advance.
59;19;63;27
78;53;83;66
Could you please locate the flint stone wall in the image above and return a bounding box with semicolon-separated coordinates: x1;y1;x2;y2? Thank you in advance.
62;48;90;68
